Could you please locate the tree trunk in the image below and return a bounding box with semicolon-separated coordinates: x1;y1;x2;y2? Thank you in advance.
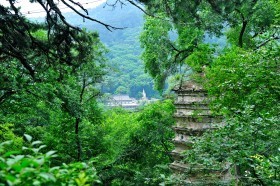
235;164;241;186
239;20;247;48
75;117;81;161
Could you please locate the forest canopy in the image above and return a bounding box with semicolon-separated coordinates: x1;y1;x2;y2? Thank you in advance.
0;1;174;185
0;0;279;185
139;0;279;185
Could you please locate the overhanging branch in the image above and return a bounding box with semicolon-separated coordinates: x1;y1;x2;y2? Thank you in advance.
60;0;124;31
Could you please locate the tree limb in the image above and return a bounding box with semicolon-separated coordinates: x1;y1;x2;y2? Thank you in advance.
61;0;124;31
0;90;16;105
235;9;247;48
256;35;279;49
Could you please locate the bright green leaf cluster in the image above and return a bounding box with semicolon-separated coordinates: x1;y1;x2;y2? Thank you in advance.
0;135;100;186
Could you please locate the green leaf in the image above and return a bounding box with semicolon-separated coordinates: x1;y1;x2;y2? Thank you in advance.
0;141;13;146
39;172;56;182
3;151;20;157
34;157;45;165
24;134;32;142
46;150;56;157
5;174;17;182
38;145;47;151
22;146;29;150
31;141;43;146
13;155;25;162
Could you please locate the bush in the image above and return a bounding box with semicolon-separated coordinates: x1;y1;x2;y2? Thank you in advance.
0;134;100;186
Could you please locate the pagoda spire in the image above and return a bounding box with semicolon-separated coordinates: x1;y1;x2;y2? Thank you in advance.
142;89;147;100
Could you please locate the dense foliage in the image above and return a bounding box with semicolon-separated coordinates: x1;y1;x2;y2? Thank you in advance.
95;100;175;185
0;25;106;162
0;100;175;185
1;0;279;185
1;1;176;185
139;0;280;184
187;46;280;185
0;134;100;186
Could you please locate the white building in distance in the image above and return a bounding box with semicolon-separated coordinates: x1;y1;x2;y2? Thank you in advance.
107;95;139;109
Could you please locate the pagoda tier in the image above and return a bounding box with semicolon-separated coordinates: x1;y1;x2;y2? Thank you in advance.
170;81;230;184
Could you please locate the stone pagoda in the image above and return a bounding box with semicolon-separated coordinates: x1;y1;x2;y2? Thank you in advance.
170;81;230;185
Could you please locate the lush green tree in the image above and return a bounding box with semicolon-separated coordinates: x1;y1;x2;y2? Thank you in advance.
0;0;113;106
140;13;174;91
0;135;100;186
94;100;175;185
139;0;279;89
138;0;280;184
185;46;280;185
1;1;175;185
0;3;107;162
0;123;23;152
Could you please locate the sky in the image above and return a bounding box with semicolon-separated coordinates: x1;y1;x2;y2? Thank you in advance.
1;0;106;17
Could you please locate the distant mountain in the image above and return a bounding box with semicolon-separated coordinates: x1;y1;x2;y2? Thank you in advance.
63;3;144;44
30;3;226;99
61;3;158;98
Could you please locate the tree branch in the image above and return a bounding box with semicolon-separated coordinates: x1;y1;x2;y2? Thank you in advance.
8;0;19;15
126;0;153;17
2;40;35;79
68;0;88;15
256;35;279;49
60;0;124;31
235;9;247;48
169;43;196;63
0;90;16;105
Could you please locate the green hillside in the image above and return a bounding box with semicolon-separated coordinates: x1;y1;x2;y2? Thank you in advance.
63;3;159;98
